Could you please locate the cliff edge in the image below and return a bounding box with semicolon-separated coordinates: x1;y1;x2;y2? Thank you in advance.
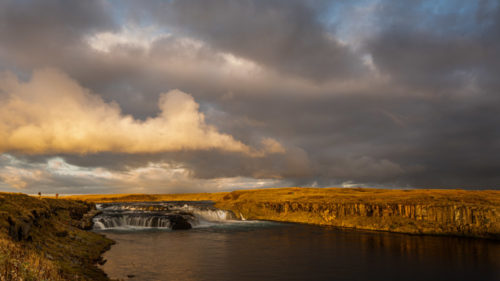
215;188;500;239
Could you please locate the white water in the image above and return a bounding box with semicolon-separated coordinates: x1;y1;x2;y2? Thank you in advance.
93;202;241;230
171;204;236;227
93;214;172;230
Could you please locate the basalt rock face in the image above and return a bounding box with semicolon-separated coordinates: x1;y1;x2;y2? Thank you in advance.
216;188;500;239
251;202;497;238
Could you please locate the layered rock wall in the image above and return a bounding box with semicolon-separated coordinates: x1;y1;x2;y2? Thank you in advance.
216;189;499;239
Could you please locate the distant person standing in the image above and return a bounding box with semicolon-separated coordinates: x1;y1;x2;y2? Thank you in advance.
55;193;59;199
38;192;41;198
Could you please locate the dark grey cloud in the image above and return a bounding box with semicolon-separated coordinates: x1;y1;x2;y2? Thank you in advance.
0;0;499;191
364;0;500;93
0;0;116;69
151;0;367;81
346;0;500;188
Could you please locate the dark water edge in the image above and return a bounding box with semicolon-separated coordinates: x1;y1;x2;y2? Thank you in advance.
97;222;499;281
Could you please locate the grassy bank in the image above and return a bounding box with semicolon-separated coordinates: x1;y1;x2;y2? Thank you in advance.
67;187;500;239
0;193;113;281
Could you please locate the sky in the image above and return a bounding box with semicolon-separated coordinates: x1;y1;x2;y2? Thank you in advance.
0;0;499;194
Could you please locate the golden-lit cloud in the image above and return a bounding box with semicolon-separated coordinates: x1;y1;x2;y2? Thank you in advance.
260;138;286;154
0;69;282;155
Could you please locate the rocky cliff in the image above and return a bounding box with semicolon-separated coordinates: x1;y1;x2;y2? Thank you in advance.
215;188;500;239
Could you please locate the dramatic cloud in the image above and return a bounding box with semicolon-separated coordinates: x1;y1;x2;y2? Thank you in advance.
151;0;368;81
0;0;499;192
0;0;115;70
363;0;500;93
0;69;281;155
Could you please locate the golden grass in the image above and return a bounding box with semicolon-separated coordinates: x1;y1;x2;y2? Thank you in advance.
0;235;64;281
63;187;500;206
219;187;500;205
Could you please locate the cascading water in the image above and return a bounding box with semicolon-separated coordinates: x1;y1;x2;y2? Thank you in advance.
93;213;174;229
93;201;239;231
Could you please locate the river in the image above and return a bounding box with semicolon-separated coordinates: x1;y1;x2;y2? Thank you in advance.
93;202;499;281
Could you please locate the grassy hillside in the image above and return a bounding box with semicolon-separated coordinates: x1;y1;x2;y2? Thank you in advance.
0;193;113;281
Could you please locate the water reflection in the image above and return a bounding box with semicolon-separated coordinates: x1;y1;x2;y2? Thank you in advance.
100;223;499;281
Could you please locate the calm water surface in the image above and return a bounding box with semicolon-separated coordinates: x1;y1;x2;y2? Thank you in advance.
98;222;499;281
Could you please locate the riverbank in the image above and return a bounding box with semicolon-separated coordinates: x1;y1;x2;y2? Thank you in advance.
68;187;500;239
0;192;113;281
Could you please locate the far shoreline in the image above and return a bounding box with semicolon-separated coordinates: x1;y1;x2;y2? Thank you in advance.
64;187;500;239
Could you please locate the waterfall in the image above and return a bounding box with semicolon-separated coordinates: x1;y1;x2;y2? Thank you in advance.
93;213;173;230
93;201;238;230
169;204;238;222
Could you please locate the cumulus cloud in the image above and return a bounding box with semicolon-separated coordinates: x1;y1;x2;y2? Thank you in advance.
0;69;282;155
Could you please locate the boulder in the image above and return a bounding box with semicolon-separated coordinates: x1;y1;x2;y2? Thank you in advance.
169;215;192;230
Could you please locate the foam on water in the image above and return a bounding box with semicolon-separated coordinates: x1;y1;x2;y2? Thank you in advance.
93;201;245;231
